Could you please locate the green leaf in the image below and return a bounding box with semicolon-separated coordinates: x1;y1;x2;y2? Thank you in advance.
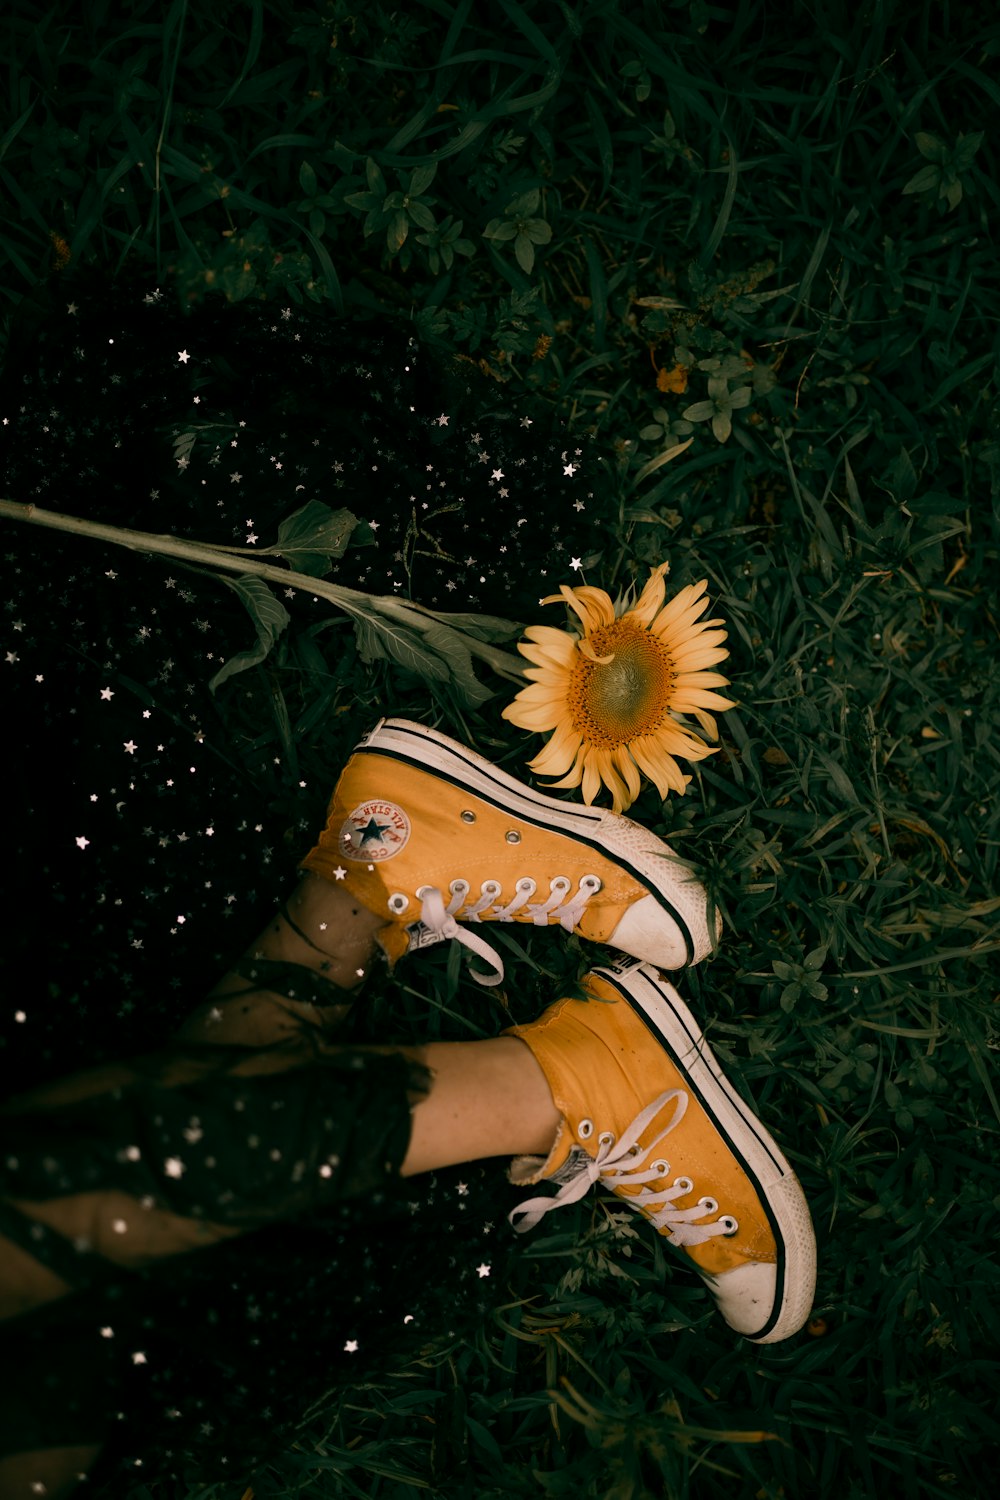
711;409;732;442
408;200;436;232
779;983;801;1013
409;162;437;196
902;164;940;196
387;210;409;252
269;501;358;577
365;156;385;194
354;612;450;682
953;130;984;170
525;218;552;244
682;400;715;422
515;234;536;274
413;619;494;706
507;188;540;216
209;576;290;692
405;607;523;642
299;160;318;197
914;131;946;162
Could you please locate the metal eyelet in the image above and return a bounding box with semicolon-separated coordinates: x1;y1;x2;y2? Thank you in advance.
578;1118;595;1140
652;1159;670;1175
460;810;476;824
673;1175;693;1194
720;1216;739;1236
480;879;502;899
580;874;602;892
387;893;409;914
549;876;571;895
505;829;521;844
449;879;470;899
515;877;537;895
697;1196;718;1214
598;1131;616;1148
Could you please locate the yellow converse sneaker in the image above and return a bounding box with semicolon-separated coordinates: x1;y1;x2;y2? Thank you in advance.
504;956;816;1342
300;717;720;986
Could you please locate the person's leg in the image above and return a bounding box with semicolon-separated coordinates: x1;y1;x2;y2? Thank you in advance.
0;1444;102;1500
0;1031;561;1498
398;1038;559;1176
0;877;387;1498
171;873;384;1049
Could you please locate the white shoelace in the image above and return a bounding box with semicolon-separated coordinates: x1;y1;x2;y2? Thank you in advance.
416;875;602;986
509;1090;739;1243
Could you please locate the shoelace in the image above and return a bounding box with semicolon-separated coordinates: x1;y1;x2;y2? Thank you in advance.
416;874;602;987
509;1090;739;1244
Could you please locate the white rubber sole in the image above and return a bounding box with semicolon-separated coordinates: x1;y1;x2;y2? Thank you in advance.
355;717;718;968
591;955;817;1343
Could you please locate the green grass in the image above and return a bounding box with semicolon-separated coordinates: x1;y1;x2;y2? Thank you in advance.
3;0;1000;1495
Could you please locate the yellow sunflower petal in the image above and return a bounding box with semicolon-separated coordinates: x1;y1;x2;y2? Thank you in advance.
670;653;731;679
542;584;615;633
622;561;670;629
580;745;607;805
674;671;731;688
669;688;736;711
522;667;578;691
509;682;565;706
689;708;719;738
651;713;714;750
653;601;716;647
519;625;579;668
629;736;693;798
614;747;643;808
669;627;729;654
588;747;632;814
500;697;564;732
650;579;709;630
527;720;584;777
540;744;587;792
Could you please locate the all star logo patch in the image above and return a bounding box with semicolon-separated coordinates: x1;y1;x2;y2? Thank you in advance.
339;799;411;862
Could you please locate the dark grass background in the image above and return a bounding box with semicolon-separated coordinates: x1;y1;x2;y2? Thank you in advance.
2;1;999;1496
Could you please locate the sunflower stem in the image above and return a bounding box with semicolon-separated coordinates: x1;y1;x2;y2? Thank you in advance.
0;498;528;684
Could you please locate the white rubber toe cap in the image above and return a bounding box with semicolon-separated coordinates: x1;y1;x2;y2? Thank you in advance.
705;1261;782;1341
608;895;692;970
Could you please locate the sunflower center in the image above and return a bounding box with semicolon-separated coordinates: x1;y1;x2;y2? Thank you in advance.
568;621;674;747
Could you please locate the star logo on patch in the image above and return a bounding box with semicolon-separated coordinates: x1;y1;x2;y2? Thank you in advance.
357;816;394;846
339;800;411;862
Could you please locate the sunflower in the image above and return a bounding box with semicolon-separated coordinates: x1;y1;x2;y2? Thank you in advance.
502;562;735;814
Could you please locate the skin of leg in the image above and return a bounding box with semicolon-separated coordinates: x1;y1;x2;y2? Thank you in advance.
0;1446;103;1500
399;1037;561;1177
171;873;383;1049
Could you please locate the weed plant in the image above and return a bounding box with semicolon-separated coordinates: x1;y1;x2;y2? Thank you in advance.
2;1;999;1497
